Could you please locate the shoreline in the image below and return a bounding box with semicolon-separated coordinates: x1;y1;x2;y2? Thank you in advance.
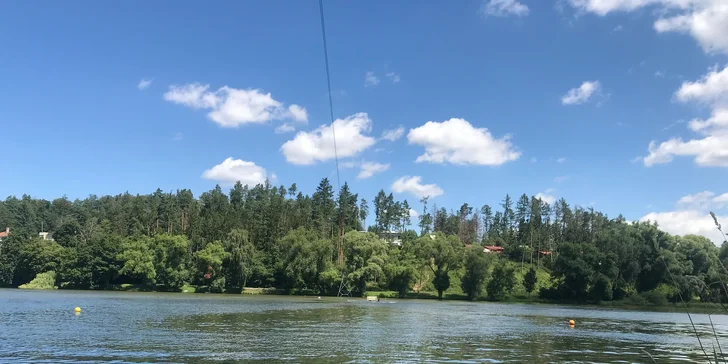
9;286;727;314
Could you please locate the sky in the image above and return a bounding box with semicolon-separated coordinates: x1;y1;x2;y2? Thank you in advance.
1;0;728;242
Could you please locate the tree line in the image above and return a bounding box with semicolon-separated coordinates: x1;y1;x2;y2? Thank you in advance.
1;177;727;304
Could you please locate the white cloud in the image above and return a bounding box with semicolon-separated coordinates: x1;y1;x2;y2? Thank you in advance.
641;210;727;244
714;193;728;207
536;192;557;204
612;24;624;32
275;123;296;134
407;118;520;166
357;161;390;179
173;132;184;141
365;72;380;87
644;65;728;167
386;72;401;84
678;191;716;209
642;191;728;243
281;112;377;165
688;108;728;133
675;65;728;106
556;157;567;163
164;83;307;128
286;104;309;123
202;157;269;186
138;78;153;90
566;0;728;55
644;135;728;166
678;190;728;209
381;126;405;142
481;0;530;17
340;161;358;169
655;71;665;78
554;175;569;183
391;176;444;199
409;208;420;218
561;81;602;105
654;3;728;55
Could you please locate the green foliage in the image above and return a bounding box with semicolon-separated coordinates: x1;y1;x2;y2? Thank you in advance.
210;277;226;293
278;228;334;293
19;271;57;289
118;237;156;286
386;263;416;298
523;267;537;294
461;246;491;300
0;180;725;306
223;229;259;290
195;241;229;288
344;231;388;295
487;261;516;301
152;234;191;291
417;233;463;299
15;239;64;286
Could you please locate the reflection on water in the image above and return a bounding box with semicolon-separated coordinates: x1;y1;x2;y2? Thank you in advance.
1;289;726;363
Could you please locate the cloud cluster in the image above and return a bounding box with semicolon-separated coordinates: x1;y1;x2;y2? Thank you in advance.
677;191;728;209
407;118;520;165
644;65;728;167
281;113;377;165
386;72;401;84
202;157;270;186
535;192;557;204
561;81;602;105
640;190;728;243
566;0;728;55
391;176;444;198
381;126;405;142
640;192;727;244
164;83;307;128
357;161;390;179
365;72;380;87
481;0;530;17
138;78;153;90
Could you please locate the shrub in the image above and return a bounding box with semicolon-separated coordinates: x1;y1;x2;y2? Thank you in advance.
486;263;516;301
210;277;226;293
19;271;57;290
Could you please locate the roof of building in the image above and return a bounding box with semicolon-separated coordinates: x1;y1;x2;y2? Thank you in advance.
484;245;504;251
0;228;8;238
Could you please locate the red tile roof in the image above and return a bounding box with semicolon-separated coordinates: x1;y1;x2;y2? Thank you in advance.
484;245;504;252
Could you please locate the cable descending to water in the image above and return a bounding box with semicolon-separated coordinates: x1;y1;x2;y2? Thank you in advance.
318;0;347;272
318;0;341;191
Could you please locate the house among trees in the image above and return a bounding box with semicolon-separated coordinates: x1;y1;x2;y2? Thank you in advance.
483;245;504;253
0;227;9;242
378;231;402;246
38;231;53;241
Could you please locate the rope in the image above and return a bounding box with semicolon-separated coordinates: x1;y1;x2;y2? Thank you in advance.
318;0;341;192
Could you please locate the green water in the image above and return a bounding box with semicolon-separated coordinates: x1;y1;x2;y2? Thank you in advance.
1;289;726;363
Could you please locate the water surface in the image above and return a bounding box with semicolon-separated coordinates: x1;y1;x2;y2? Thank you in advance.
1;289;726;363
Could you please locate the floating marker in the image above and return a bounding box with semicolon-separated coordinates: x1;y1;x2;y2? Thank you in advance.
568;319;575;326
75;307;81;313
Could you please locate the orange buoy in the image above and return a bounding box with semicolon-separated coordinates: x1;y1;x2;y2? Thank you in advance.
568;319;575;326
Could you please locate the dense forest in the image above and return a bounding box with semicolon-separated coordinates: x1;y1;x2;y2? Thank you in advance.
1;177;727;304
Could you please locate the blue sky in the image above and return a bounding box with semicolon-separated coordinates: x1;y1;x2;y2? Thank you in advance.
1;0;728;241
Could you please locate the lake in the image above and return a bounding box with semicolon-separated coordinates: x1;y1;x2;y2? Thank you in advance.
1;289;727;363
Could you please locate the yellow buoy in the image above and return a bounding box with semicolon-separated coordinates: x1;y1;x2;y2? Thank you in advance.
568;319;575;326
74;307;81;313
